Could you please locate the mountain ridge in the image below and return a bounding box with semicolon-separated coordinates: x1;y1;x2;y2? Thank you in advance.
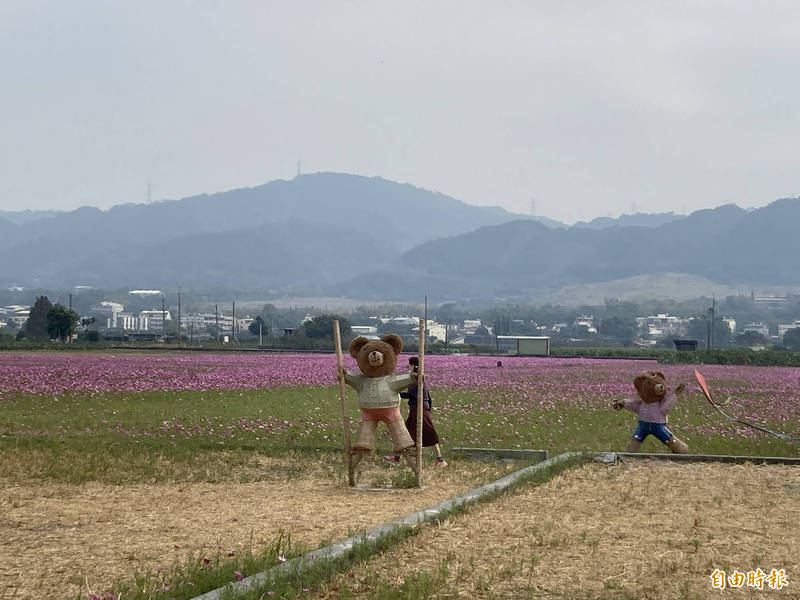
2;174;798;303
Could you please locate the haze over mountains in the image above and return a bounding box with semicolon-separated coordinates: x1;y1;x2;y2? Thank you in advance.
1;173;797;303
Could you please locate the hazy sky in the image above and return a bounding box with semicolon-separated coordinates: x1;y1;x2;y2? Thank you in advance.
2;1;799;223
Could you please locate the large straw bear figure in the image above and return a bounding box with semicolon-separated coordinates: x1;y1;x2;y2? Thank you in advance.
613;371;690;454
342;334;418;472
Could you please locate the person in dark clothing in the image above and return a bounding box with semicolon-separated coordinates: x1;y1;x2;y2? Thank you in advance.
384;356;446;467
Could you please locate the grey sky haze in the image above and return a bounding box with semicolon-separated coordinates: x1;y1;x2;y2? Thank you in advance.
2;1;799;223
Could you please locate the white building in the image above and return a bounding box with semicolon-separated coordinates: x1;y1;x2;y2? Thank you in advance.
180;313;234;332
351;325;378;337
91;301;125;327
778;320;800;337
139;309;172;332
1;305;30;328
636;314;686;338
722;317;736;334
573;315;597;334
115;312;141;331
463;319;482;333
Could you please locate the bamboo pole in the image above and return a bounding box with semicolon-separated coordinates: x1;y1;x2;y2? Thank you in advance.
333;320;355;486
416;317;426;487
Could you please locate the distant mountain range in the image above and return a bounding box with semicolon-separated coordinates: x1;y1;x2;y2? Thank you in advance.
338;199;799;301
2;173;798;303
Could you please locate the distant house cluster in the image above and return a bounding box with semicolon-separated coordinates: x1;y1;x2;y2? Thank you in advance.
5;289;800;351
0;305;31;330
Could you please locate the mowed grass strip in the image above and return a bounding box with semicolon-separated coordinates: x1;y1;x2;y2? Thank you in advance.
319;461;800;599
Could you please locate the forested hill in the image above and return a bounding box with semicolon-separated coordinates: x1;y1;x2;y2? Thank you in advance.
2;172;797;302
0;173;544;290
335;198;800;300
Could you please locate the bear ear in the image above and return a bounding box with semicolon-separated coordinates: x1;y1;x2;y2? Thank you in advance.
654;371;666;381
349;337;369;359
381;333;403;354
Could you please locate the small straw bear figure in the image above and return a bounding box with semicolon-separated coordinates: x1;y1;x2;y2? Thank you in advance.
613;371;690;454
341;334;418;473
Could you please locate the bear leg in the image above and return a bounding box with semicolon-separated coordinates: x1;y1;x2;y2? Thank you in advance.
353;420;378;452
387;418;415;453
666;436;689;454
625;438;642;452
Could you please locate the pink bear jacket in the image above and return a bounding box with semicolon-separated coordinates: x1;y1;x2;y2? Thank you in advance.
620;390;678;424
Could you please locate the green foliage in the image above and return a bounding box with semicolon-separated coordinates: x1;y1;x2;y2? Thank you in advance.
783;327;800;349
301;314;352;340
46;304;79;342
733;330;768;347
597;316;636;342
248;315;266;336
25;295;53;341
550;346;800;366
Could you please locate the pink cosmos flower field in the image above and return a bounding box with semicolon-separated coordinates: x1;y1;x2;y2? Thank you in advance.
1;352;798;435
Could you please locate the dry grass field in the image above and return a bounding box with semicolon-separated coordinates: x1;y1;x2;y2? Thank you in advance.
0;456;512;599
320;460;800;599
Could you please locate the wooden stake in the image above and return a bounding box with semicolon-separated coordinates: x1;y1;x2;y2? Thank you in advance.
416;317;426;487
333;320;355;486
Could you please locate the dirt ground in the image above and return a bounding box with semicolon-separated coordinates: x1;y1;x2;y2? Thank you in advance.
0;456;502;600
321;460;800;599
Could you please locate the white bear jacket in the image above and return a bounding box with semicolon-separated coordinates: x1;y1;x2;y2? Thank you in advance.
344;372;414;409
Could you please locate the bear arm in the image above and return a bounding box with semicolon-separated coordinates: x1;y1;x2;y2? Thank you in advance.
344;371;362;390
659;391;677;415
622;398;641;413
388;373;414;392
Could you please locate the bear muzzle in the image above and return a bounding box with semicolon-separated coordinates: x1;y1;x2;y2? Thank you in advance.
367;350;384;367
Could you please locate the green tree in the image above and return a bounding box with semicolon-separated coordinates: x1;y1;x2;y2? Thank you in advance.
301;314;351;340
734;330;768;348
783;327;800;349
46;304;79;342
248;316;267;337
598;316;637;342
25;296;54;341
687;315;733;348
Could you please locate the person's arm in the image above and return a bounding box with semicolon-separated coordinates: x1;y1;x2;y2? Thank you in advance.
422;381;432;409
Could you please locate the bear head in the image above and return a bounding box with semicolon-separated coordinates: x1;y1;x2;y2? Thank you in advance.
633;371;668;403
349;334;403;378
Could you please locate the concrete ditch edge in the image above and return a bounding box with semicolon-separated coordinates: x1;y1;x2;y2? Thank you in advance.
592;451;800;465
189;451;582;600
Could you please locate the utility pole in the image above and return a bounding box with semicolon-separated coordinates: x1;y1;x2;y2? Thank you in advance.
710;296;716;350
176;290;181;346
259;320;263;347
215;304;220;347
161;297;167;343
232;300;236;352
